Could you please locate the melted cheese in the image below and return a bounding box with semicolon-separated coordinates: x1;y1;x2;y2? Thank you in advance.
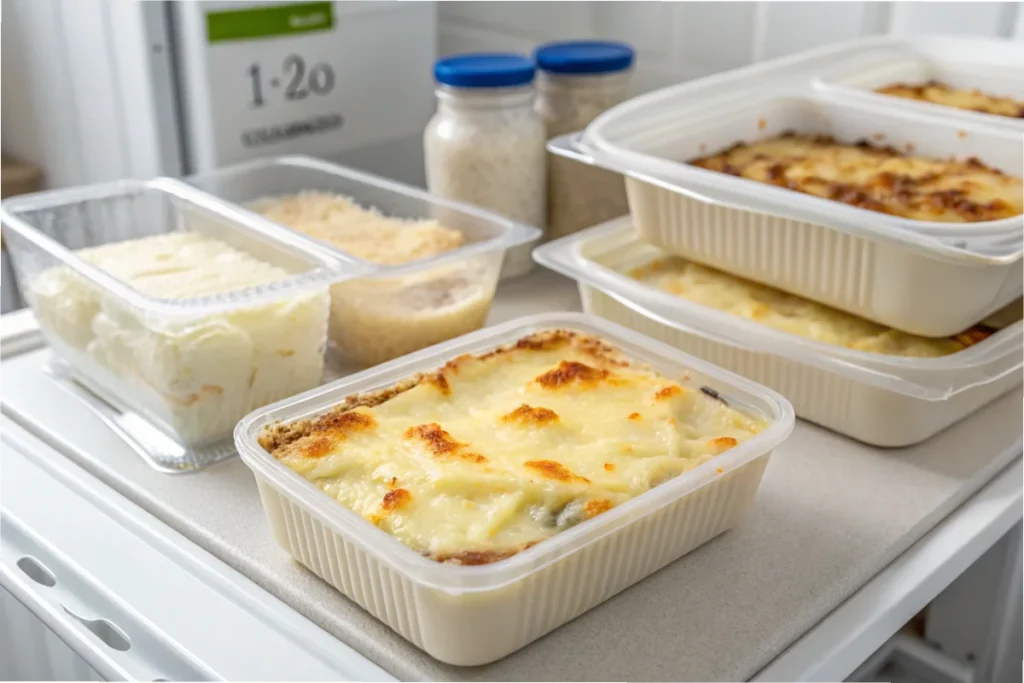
877;81;1024;119
251;191;464;265
690;133;1023;222
261;331;765;564
629;257;995;357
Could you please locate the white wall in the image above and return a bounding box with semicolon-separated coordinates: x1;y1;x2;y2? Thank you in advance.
440;1;1024;95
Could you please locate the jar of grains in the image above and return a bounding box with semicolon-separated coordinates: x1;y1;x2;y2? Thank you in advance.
425;53;546;280
535;41;634;240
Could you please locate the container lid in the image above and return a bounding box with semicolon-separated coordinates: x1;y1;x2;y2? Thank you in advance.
434;53;535;88
534;218;1024;401
535;40;634;75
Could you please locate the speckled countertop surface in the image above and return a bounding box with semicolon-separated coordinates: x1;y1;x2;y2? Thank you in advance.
2;271;1021;681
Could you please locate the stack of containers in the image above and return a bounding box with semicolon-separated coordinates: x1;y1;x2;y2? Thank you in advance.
537;35;1024;447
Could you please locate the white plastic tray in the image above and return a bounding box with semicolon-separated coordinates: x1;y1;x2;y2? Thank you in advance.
533;220;1024;447
234;311;794;665
811;37;1024;132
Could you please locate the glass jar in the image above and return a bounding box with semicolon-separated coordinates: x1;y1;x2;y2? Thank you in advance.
534;41;634;240
424;54;546;280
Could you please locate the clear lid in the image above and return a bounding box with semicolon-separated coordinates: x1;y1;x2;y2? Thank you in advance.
235;312;794;593
0;177;368;317
534;218;1024;401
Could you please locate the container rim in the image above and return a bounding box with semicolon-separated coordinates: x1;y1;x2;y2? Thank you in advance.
533;218;1024;401
185;155;542;278
0;177;369;317
234;311;795;594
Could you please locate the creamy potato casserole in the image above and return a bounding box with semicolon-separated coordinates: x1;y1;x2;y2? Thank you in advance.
260;330;766;565
629;257;996;357
690;132;1023;222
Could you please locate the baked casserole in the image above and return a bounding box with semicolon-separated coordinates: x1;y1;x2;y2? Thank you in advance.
629;257;997;357
876;80;1024;119
260;330;766;565
689;132;1023;222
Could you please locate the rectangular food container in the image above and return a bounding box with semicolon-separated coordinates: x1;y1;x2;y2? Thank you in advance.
534;219;1024;447
0;178;359;462
552;89;1023;337
810;35;1024;132
187;156;540;367
234;311;794;665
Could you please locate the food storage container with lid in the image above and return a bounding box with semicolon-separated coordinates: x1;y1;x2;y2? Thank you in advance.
1;178;359;461
187;155;540;367
534;40;634;240
549;88;1023;337
534;219;1024;447
235;311;794;665
424;53;546;281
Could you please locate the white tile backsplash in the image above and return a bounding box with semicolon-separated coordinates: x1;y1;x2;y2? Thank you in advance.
438;1;1024;94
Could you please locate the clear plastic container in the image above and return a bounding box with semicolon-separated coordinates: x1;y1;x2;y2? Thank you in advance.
235;311;794;665
550;91;1024;337
534;41;634;240
424;54;547;280
187;155;539;367
1;178;354;454
534;219;1024;446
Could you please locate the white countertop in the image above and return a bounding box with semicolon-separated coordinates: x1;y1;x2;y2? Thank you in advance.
1;270;1021;681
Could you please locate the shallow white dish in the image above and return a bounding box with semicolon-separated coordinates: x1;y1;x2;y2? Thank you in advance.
534;220;1024;447
235;311;793;665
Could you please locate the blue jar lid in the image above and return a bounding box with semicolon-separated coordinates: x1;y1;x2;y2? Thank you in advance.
434;53;536;88
534;40;635;75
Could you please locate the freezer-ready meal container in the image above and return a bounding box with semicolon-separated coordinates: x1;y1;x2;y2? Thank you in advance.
555;89;1024;337
810;35;1024;131
534;219;1024;447
235;312;794;665
0;177;358;450
187;156;540;367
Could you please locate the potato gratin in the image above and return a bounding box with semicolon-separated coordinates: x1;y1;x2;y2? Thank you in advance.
690;132;1023;222
260;330;765;565
876;81;1024;119
630;257;996;357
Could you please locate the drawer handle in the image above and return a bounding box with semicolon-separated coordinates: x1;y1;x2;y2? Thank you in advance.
62;605;131;652
16;555;56;587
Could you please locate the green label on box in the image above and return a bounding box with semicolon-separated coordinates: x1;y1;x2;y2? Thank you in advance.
207;2;334;43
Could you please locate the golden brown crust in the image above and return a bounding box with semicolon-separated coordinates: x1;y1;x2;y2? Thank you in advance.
689;133;1021;223
404;422;487;463
524;459;590;483
534;360;611;389
500;403;560;426
877;80;1024;119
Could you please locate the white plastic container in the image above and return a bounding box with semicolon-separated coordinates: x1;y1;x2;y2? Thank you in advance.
810;37;1024;132
551;90;1023;337
424;54;547;281
187;156;540;367
534;220;1024;447
235;312;794;665
1;178;355;456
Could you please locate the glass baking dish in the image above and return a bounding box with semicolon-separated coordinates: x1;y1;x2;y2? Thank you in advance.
1;178;361;462
186;156;541;367
235;311;793;665
534;218;1024;446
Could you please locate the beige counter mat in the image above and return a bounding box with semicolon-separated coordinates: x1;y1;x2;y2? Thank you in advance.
1;345;1020;681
